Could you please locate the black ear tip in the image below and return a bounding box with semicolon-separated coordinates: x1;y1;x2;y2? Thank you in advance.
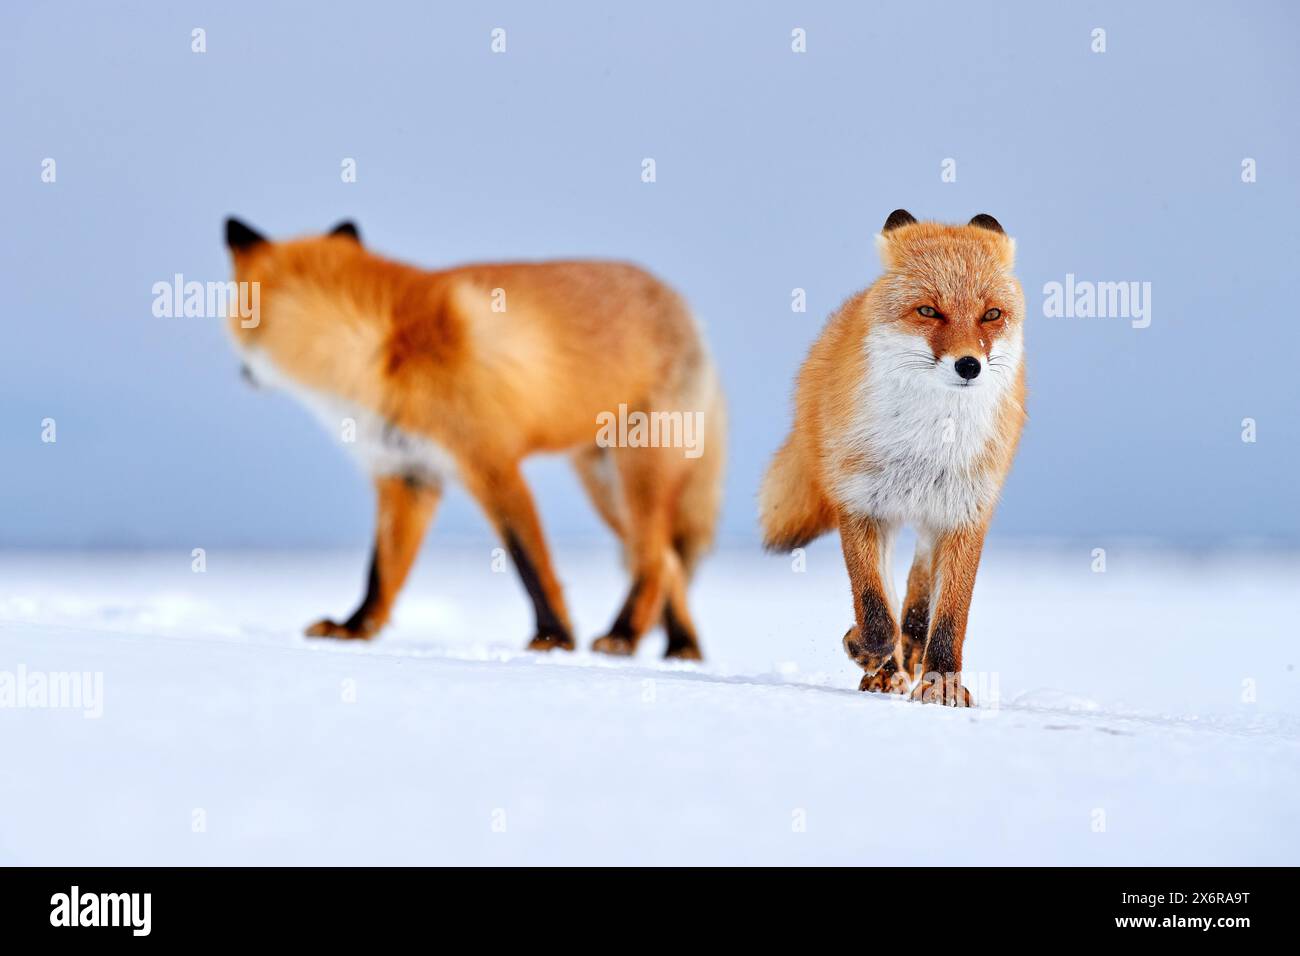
330;220;361;242
882;209;918;232
225;216;267;250
969;213;1004;234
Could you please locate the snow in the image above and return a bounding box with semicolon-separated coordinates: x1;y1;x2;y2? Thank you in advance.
1;542;1297;865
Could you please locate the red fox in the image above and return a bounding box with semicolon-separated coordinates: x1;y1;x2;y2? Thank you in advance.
760;211;1026;705
224;218;725;658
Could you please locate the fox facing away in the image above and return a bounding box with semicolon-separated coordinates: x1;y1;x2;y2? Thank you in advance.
760;210;1026;705
225;218;724;659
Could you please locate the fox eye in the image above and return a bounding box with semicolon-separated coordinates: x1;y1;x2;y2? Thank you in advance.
981;308;1003;322
917;306;940;318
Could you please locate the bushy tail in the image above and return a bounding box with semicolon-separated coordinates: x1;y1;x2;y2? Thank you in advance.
759;434;835;552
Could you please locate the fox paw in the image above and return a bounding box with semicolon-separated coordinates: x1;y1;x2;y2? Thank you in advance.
911;673;974;707
591;634;636;656
305;618;376;640
527;631;575;652
842;626;900;676
858;662;911;695
663;640;703;661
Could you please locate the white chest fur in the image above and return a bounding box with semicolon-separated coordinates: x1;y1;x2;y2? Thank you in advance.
239;348;456;487
831;326;1020;532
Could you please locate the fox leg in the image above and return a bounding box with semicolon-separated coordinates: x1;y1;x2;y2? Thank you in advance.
571;445;627;542
591;448;689;658
306;474;440;639
912;521;988;707
660;555;702;659
597;547;700;658
578;445;703;659
467;465;575;652
839;512;908;694
899;532;934;680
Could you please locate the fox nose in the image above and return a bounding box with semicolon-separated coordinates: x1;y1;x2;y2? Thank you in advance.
954;356;981;380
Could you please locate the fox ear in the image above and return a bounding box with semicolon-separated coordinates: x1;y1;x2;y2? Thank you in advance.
882;209;917;232
225;217;266;251
329;220;361;242
875;209;916;267
969;213;1015;265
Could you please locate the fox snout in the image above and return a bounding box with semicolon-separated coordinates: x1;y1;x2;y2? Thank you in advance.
953;355;981;381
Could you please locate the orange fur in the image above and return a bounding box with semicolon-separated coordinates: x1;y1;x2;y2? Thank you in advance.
227;223;724;657
760;213;1027;705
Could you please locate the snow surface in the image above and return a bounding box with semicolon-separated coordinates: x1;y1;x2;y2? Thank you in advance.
1;541;1297;865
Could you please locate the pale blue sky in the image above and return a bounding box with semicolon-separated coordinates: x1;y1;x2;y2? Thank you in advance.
2;0;1296;547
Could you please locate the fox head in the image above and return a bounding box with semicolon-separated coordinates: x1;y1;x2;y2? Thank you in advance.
870;209;1024;390
223;216;372;389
